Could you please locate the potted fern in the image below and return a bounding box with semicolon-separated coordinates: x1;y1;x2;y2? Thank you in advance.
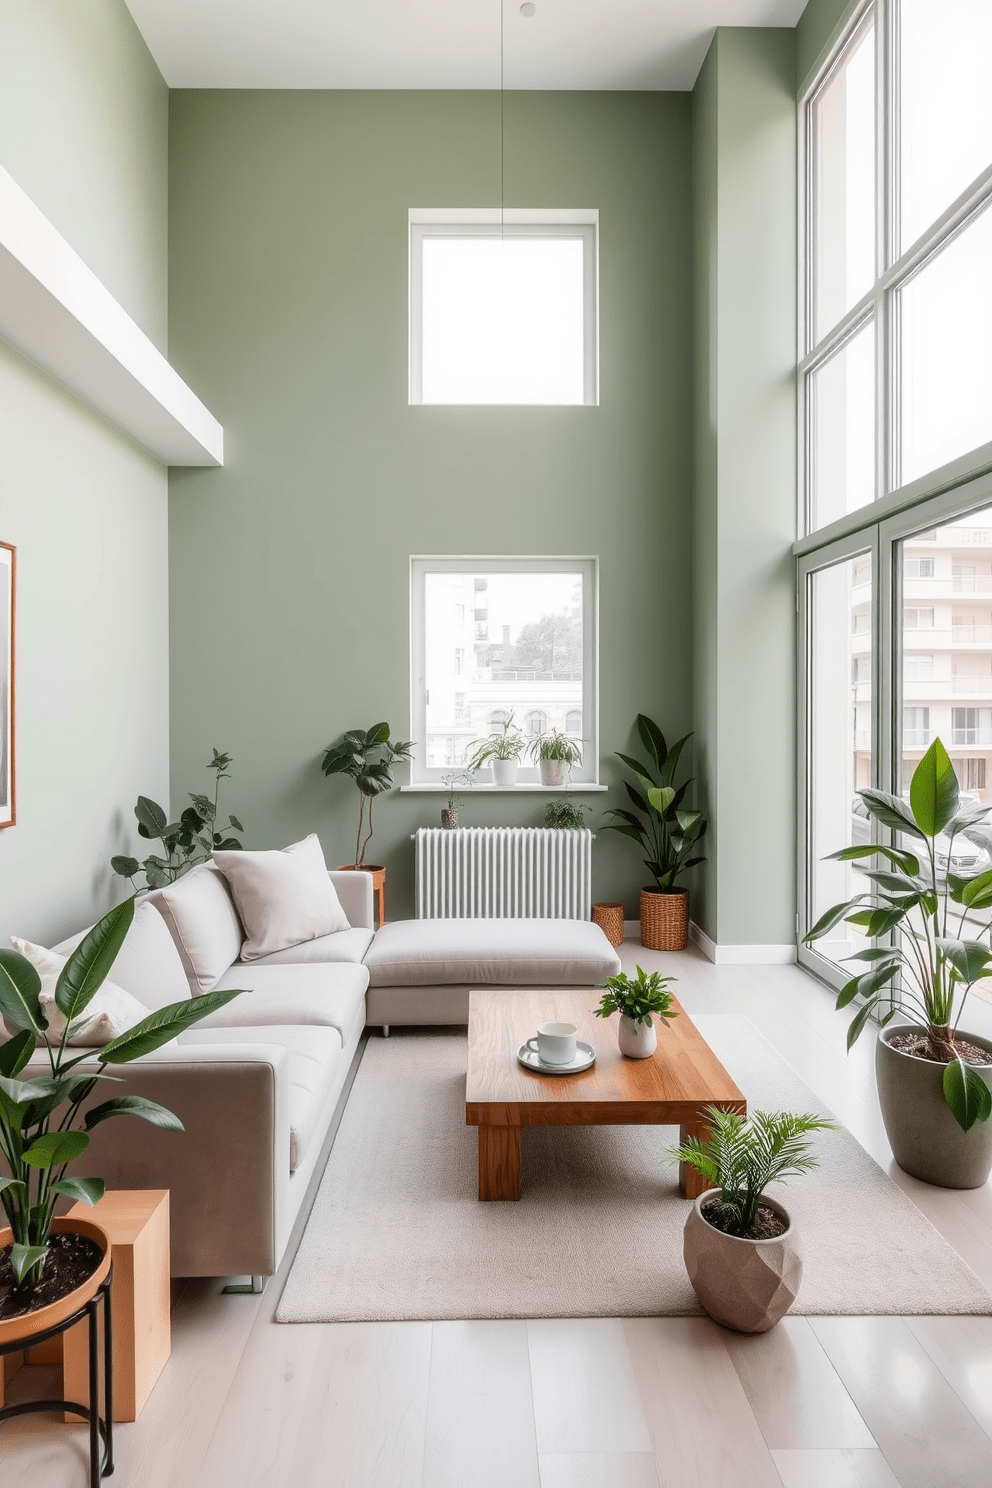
804;738;992;1188
593;966;678;1058
0;897;242;1342
668;1107;834;1333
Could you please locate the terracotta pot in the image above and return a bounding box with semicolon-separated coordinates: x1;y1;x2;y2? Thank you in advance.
441;808;458;830
335;863;385;890
640;886;689;951
876;1023;992;1189
682;1194;802;1334
0;1216;111;1349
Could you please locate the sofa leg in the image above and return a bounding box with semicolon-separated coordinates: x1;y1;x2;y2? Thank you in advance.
223;1275;268;1295
382;1024;390;1038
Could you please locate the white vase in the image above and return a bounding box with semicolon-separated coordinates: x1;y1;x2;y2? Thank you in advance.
618;1013;657;1059
492;758;519;787
539;759;566;787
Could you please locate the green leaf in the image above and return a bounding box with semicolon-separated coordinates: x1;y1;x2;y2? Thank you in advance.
22;1129;89;1169
365;722;391;747
49;1176;106;1206
910;738;959;837
836;963;900;1009
943;1057;992;1132
0;951;44;1035
0;1075;53;1124
961;870;992;910
110;855;141;879
646;785;676;816
229;815;244;833
862;869;927;897
946;799;992;834
803;896;868;942
636;714;667;770
616;752;654;784
660;733;691;784
11;1243;49;1284
98;987;246;1064
935;938;992;984
134;795;168;838
858;789;927;841
846;998;878;1050
0;1028;36;1079
55;897;135;1023
84;1094;184;1131
843;946;910;964
826;844;921;874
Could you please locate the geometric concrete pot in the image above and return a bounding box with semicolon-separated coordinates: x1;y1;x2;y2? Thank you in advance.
876;1023;992;1190
682;1193;803;1333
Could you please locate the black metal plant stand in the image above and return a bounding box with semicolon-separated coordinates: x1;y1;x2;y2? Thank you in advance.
0;1264;114;1485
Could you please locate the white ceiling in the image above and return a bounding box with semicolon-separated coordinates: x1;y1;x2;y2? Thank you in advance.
124;0;807;92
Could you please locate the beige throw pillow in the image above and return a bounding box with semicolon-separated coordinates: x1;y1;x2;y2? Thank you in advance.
9;938;150;1047
213;834;350;961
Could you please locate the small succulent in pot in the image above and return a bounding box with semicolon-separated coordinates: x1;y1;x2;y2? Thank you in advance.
593;965;677;1058
529;729;583;787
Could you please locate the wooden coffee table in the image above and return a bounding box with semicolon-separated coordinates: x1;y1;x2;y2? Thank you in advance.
465;989;746;1201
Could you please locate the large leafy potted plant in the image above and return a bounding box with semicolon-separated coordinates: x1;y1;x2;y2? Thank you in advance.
467;714;526;786
668;1107;834;1333
602;714;707;951
111;748;245;892
0;897;242;1342
529;729;582;787
321;723;413;874
593;966;678;1058
804;738;992;1188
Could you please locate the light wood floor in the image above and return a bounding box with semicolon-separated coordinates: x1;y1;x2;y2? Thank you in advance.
4;942;992;1487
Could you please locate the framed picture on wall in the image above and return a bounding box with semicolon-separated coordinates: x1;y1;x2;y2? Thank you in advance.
0;541;14;829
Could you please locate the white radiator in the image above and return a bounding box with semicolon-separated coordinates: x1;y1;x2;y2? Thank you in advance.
415;827;593;920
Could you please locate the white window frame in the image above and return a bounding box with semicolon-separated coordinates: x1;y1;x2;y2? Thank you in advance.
408;209;599;407
407;554;601;790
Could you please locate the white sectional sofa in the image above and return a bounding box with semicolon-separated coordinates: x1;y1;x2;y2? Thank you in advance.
16;856;620;1285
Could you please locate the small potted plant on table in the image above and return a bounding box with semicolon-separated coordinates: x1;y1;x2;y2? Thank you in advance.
804;738;992;1188
467;714;526;787
593;966;678;1058
668;1107;834;1333
602;714;707;952
0;898;242;1351
530;729;582;787
322;723;413;920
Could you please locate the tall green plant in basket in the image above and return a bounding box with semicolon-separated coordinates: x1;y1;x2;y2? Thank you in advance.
602;714;707;888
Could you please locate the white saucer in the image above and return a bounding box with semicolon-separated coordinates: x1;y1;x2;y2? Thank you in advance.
516;1039;596;1075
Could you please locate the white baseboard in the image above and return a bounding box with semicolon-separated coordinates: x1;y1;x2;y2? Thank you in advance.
689;922;797;965
619;918;796;966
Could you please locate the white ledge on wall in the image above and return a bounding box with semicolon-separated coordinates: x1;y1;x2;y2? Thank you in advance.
400;783;608;793
0;165;223;466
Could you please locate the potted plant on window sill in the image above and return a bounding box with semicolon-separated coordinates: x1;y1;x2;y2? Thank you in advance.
593;966;678;1058
804;738;992;1189
467;714;526;787
530;729;583;787
602;714;707;951
0;897;243;1349
321;724;413;899
668;1107;834;1333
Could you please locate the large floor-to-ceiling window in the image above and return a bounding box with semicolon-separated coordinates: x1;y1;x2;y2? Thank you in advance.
797;0;992;986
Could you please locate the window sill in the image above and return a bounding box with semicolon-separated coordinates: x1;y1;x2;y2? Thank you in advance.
400;783;608;793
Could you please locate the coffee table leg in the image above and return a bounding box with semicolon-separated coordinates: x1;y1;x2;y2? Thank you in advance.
679;1121;715;1199
478;1126;521;1201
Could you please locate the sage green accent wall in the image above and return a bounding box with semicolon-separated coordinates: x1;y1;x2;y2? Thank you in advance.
0;0;170;946
797;0;855;92
168;90;693;920
691;30;798;947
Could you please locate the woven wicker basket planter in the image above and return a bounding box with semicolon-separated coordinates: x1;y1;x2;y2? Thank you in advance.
591;902;624;947
640;887;689;951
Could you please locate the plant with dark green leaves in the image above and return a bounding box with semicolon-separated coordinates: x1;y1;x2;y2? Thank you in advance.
804;738;992;1133
602;715;707;889
594;966;679;1028
667;1107;835;1237
0;897;244;1296
322;724;414;868
111;749;245;891
544;799;589;830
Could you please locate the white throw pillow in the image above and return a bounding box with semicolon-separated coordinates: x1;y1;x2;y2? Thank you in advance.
213;834;350;962
9;938;150;1048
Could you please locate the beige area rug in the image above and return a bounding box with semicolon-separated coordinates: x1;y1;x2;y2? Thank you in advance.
276;1018;992;1322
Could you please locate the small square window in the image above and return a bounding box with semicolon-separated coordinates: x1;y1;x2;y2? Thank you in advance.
409;211;598;406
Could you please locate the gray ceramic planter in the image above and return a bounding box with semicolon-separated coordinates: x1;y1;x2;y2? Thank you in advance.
876;1023;992;1189
682;1194;803;1333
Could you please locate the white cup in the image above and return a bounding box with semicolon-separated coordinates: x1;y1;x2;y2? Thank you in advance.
526;1021;578;1066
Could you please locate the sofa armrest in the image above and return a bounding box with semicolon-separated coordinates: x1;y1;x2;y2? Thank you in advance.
329;869;374;930
44;1043;291;1278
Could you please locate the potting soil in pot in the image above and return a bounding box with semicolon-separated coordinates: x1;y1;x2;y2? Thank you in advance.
0;1233;102;1321
700;1198;788;1241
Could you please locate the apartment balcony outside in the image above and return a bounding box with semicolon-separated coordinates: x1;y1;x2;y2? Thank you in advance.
952;676;992;694
953;625;992;643
952;729;992;746
903;728;933;747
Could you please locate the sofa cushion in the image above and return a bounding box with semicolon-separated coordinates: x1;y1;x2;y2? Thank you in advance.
152;865;244;993
214;835;350;962
9;938;149;1047
202;961;369;1041
52;900;192;1012
363;918;622;988
245;926;374;967
178;1025;343;1172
